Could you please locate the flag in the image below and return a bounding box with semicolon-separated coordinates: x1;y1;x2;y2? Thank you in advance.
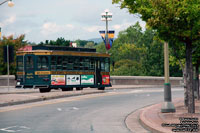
0;28;1;39
108;31;115;50
99;31;106;44
99;30;115;50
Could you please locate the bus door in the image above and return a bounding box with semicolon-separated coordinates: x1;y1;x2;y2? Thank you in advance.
24;54;35;86
95;59;102;86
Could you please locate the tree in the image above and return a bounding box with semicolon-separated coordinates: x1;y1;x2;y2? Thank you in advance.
39;37;70;46
95;42;106;53
192;41;200;100
75;40;94;47
84;42;95;48
0;35;27;75
113;0;200;113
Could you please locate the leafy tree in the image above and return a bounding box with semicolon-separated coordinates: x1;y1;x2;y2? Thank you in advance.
39;37;70;46
95;42;106;53
192;41;200;100
113;59;143;76
113;0;200;113
75;40;94;47
106;23;181;77
84;42;95;48
0;35;27;75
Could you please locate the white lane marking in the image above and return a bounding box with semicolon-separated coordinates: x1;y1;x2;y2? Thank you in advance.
129;90;143;93
0;126;16;132
72;107;79;110
57;108;62;111
0;126;30;132
146;94;150;97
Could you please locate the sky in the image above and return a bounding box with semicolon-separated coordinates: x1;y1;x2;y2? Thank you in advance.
0;0;145;43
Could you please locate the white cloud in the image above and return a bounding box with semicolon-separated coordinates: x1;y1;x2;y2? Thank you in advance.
112;24;121;30
83;25;104;33
112;22;133;31
112;21;146;32
0;15;16;27
41;22;74;36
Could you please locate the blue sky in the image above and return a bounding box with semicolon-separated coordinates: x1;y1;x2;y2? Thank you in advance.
0;0;145;43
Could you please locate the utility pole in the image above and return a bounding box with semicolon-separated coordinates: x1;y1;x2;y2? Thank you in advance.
161;42;176;113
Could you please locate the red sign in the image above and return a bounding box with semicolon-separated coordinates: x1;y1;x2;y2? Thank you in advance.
18;45;32;51
102;75;110;85
51;75;65;85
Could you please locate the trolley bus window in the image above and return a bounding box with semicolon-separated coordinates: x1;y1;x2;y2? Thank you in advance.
84;58;90;70
51;56;56;70
37;56;49;70
90;59;95;70
74;58;80;70
17;56;23;71
68;58;73;70
57;56;62;70
105;58;110;72
62;56;68;70
101;61;105;71
26;56;34;70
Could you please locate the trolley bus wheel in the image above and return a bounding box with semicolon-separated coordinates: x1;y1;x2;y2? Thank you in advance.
76;87;83;91
98;87;105;90
39;88;51;93
61;87;73;91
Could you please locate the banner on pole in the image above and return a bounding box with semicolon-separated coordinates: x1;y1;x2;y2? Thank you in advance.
99;30;115;50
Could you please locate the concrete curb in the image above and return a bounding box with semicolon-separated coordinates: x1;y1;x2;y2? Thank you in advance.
139;103;167;133
125;108;150;133
139;98;184;133
0;90;104;107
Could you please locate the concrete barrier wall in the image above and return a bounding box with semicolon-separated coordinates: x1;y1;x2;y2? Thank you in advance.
110;76;183;86
0;75;16;86
0;75;183;87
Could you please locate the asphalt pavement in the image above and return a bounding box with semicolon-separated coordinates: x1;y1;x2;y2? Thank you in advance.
0;85;198;133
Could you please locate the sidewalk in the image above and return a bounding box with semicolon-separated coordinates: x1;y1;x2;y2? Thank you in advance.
127;98;200;133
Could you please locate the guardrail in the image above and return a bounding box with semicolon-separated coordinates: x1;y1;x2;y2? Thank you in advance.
0;75;183;87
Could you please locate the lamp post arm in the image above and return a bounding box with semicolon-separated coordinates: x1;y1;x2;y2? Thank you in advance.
0;0;9;6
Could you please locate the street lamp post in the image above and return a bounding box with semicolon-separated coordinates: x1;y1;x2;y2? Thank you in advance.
0;0;14;92
161;42;176;113
101;9;112;52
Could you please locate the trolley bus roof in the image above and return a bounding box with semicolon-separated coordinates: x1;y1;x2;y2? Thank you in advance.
16;50;110;57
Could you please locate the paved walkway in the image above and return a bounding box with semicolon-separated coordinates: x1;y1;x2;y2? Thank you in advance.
127;98;200;133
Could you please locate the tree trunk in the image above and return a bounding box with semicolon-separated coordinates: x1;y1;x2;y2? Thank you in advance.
196;63;199;100
186;41;195;113
183;67;188;106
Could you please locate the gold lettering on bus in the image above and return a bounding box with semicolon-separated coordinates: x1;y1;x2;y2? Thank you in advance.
35;71;51;75
27;73;33;75
26;76;33;79
17;72;25;75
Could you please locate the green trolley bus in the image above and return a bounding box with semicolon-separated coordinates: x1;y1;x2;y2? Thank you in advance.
16;46;111;93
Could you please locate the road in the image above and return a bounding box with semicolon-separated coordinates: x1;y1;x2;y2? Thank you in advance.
0;87;184;133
